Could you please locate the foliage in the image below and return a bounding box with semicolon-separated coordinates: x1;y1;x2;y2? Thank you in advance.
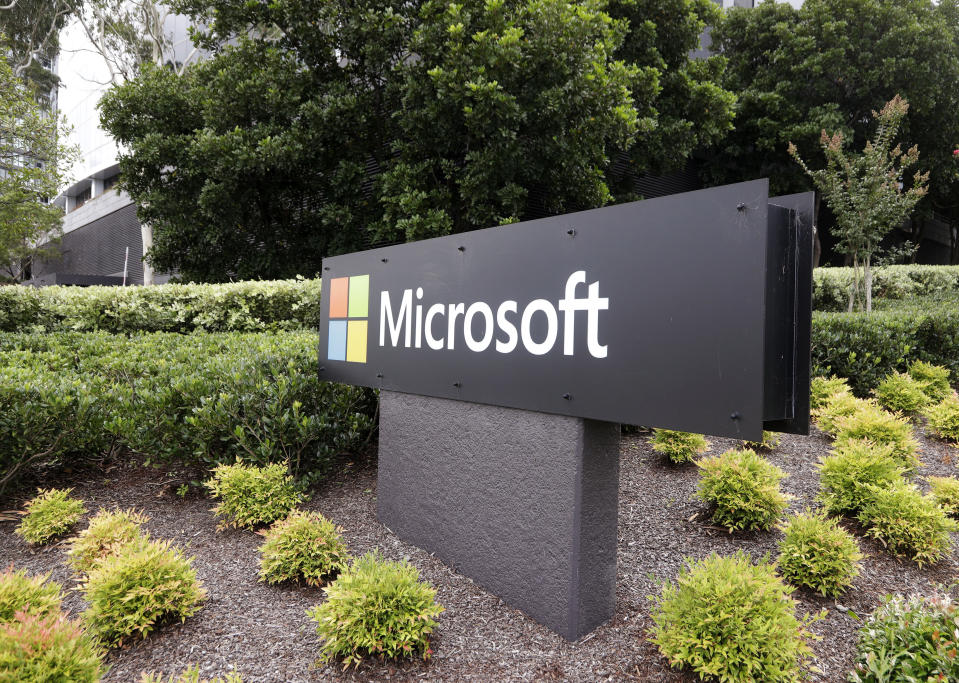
873;372;929;416
205;462;304;530
139;665;243;683
650;429;709;464
0;610;105;683
0;566;61;624
776;510;862;597
99;0;733;281
258;511;350;587
0;51;79;283
908;360;954;403
0;278;324;333
817;439;904;516
0;0;78;92
0;331;376;492
307;551;443;669
833;405;920;471
14;488;86;545
923;395;959;443
813;266;959;312
67;508;150;574
856;482;958;567
849;594;959;683
928;476;959;518
695;448;790;532
743;430;781;451
80;537;206;647
790;96;928;312
810;375;851;412
649;551;818;682
814;392;873;437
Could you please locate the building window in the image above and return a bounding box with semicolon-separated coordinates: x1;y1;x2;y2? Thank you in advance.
102;174;119;193
72;186;92;211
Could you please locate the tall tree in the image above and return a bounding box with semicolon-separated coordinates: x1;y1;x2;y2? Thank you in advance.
0;0;78;95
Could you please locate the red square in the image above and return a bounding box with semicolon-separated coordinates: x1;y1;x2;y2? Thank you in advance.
329;277;349;318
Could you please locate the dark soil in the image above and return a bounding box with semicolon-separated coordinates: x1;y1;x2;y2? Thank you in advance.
2;422;958;682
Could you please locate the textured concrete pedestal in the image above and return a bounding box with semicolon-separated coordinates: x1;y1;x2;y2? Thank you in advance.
377;390;621;640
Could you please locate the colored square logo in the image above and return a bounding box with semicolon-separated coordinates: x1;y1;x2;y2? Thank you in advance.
327;274;370;363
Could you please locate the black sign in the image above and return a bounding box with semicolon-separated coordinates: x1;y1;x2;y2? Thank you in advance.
319;180;812;440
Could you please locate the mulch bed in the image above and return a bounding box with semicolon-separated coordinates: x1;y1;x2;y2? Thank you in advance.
2;422;957;682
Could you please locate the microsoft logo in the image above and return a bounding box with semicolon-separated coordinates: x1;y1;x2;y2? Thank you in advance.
327;274;369;363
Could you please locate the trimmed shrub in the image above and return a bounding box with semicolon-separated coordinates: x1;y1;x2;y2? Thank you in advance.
817;439;905;515
650;429;709;464
809;375;851;411
908;360;953;402
307;551;443;668
814;393;873;437
80;537;207;646
743;430;781;451
856;482;958;567
833;406;920;471
776;510;862;597
924;395;959;442
649;551;818;682
67;508;150;574
258;511;350;587
0;610;105;682
927;476;959;517
813;265;959;311
695;449;790;532
140;665;243;683
205;461;304;530
14;489;86;545
850;594;959;683
0;566;62;623
873;372;929;415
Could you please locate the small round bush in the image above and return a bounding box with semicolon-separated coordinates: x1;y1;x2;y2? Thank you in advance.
0;610;105;682
307;551;443;668
743;430;781;451
810;375;851;411
696;448;790;531
81;537;207;646
140;665;243;683
205;461;304;530
0;565;62;623
834;405;921;471
776;510;862;597
817;439;904;515
908;360;953;403
650;429;709;464
924;394;959;442
873;372;929;415
850;594;959;683
857;482;958;567
928;476;959;517
67;508;150;574
649;551;817;682
14;488;86;545
814;393;872;437
258;511;349;587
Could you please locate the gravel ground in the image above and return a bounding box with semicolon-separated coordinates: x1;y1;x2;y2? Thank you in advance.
2;420;958;682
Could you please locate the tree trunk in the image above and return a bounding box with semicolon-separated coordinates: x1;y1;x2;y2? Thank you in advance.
864;254;872;313
140;222;154;285
848;254;859;313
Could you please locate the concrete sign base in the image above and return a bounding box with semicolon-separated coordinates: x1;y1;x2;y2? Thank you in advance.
377;390;620;640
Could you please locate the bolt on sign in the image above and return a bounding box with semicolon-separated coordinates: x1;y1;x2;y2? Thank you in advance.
319;180;813;441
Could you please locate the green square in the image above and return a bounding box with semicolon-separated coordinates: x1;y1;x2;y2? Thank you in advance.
348;274;369;318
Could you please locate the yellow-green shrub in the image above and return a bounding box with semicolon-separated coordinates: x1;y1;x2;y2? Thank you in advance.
873;372;929;415
817;439;905;515
814;393;873;437
0;610;105;682
649;551;818;682
908;360;953;402
834;406;920;471
924;395;959;442
14;489;86;545
650;429;709;464
307;551;443;668
776;510;862;597
140;665;243;683
810;375;851;411
258;511;349;587
205;461;304;530
80;538;206;647
927;476;959;517
0;566;62;624
67;508;149;574
743;430;781;451
695;449;790;531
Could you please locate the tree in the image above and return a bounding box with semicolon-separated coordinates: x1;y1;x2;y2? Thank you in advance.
0;0;78;95
789;96;928;312
0;50;79;282
99;0;734;281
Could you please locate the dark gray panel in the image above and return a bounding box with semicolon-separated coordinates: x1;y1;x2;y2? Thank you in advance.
321;180;772;440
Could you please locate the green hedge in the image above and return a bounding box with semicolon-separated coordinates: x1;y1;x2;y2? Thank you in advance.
0;331;375;494
0;279;323;333
814;265;959;311
811;296;959;395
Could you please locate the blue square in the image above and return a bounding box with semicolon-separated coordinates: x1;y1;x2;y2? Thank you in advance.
328;320;347;361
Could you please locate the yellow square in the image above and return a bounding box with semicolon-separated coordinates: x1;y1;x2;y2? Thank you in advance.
346;320;368;363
